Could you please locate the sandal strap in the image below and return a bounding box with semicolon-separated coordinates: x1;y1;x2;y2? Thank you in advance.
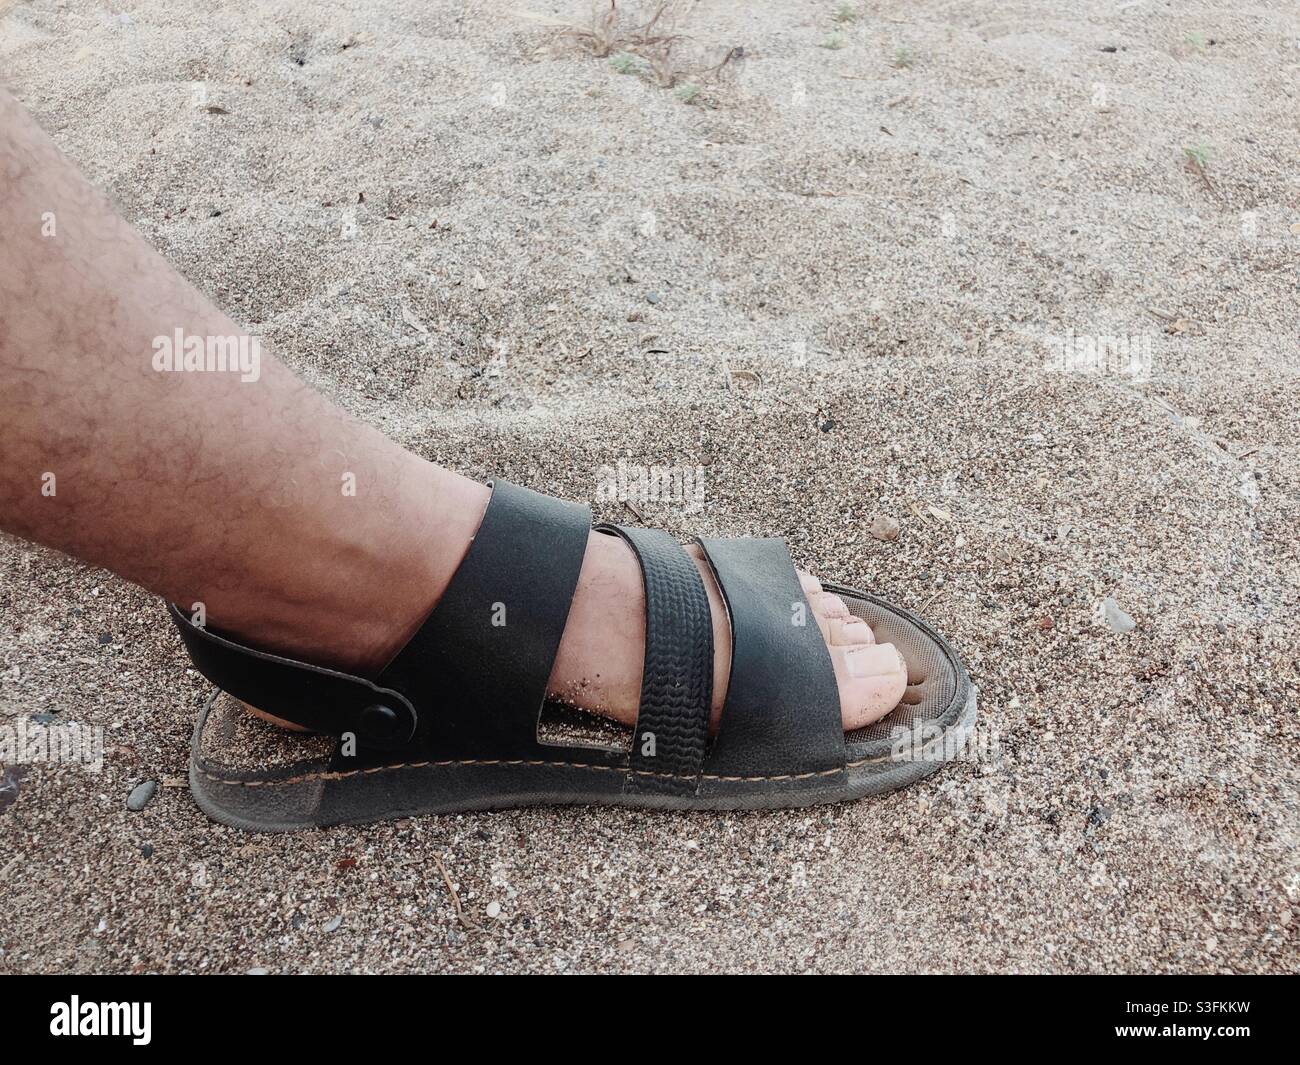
694;536;845;777
169;480;591;755
169;603;419;749
376;479;591;757
595;525;714;794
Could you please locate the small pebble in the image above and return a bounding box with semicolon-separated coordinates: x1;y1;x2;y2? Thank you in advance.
126;780;158;812
322;915;343;933
1098;597;1137;634
246;967;269;975
869;513;900;541
645;290;660;304
0;767;24;815
485;901;502;919
140;844;154;859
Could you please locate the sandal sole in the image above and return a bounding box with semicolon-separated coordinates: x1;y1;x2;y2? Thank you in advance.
188;588;977;831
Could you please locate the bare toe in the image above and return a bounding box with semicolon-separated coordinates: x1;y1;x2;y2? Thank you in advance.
827;615;874;646
808;590;850;619
832;642;908;729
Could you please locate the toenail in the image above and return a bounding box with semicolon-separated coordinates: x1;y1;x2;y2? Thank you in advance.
848;643;903;678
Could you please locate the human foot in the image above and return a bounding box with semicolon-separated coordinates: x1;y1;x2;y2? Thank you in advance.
182;476;974;825
240;467;909;736
547;529;909;732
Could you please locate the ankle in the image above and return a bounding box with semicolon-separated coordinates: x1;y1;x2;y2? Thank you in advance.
201;459;490;677
362;465;492;671
318;463;491;675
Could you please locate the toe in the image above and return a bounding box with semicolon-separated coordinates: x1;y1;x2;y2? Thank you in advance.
797;570;822;596
832;642;908;729
808;590;850;619
827;615;874;646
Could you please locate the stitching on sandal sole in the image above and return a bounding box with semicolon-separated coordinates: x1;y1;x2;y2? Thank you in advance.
195;748;904;789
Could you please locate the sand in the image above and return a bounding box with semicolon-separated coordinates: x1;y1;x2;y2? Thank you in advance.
0;0;1297;973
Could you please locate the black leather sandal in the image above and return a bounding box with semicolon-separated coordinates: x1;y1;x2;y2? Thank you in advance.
172;480;977;831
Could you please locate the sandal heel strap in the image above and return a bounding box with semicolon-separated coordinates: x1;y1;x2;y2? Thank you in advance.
169;479;591;755
168;604;418;749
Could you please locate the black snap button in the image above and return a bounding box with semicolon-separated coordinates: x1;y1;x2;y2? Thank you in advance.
359;702;402;742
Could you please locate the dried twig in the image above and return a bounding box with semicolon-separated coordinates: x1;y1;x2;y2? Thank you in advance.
699;45;744;83
566;1;682;59
1182;145;1222;203
570;0;622;57
431;852;480;930
554;3;739;92
919;587;945;615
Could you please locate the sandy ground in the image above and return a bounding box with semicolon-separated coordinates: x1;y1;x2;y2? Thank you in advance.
1;0;1298;973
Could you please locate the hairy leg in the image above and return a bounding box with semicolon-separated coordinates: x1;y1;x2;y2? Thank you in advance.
0;86;488;675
